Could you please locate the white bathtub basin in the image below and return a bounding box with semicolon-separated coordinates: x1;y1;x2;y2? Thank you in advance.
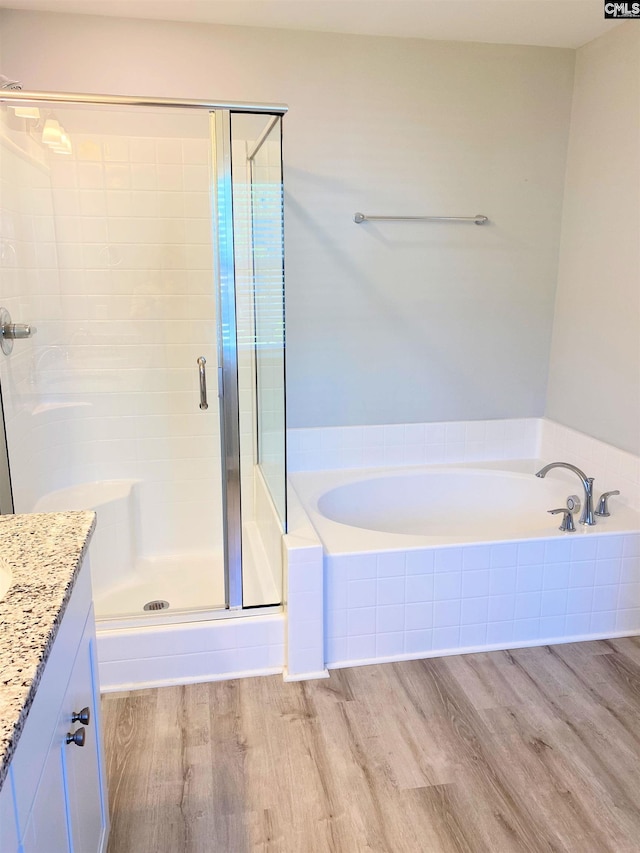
291;461;640;553
318;469;575;538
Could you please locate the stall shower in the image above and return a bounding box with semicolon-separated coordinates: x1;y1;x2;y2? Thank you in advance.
0;88;287;629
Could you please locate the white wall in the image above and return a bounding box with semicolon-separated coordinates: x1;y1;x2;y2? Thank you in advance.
546;25;640;456
0;10;575;428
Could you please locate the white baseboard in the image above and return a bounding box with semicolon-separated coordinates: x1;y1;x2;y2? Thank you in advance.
100;665;284;694
282;668;330;682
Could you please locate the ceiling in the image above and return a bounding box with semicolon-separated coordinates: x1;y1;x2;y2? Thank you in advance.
0;0;621;49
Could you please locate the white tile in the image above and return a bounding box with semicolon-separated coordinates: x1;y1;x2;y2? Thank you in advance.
435;548;463;573
543;562;570;590
377;577;405;606
619;583;640;609
544;539;572;563
434;572;462;601
432;600;460;628
290;591;322;622
405;602;433;630
445;422;465;444
294;619;324;652
462;570;490;598
405;574;434;603
326;609;347;639
596;536;625;559
590;611;617;633
486;622;513;644
621;557;639;583
383;424;404;446
516;565;544;593
432;626;460;650
461;597;488;625
571;538;599;561
156;138;182;164
566;587;593;614
348;579;376;608
326;637;348;663
490;544;518;568
592;585;619;612
346;555;376;580
288;647;324;675
348;608;376;636
489;595;515;622
594;558;622;586
515;592;541;619
130;138;156;163
376;605;405;633
406;550;435;575
462;546;491;570
376;632;404;657
404;423;425;445
541;589;568;617
183;164;209;192
517;541;546;566
289;563;322;595
623;535;640;558
426;423;446;444
569;560;596;587
512;618;541;642
377;552;405;577
564;613;591;635
348;634;376;660
326;578;348;610
405;629;432;654
616;609;640;631
489;567;517;595
459;623;487;647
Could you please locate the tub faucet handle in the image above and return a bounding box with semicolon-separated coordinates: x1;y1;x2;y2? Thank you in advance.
548;507;576;532
595;490;620;517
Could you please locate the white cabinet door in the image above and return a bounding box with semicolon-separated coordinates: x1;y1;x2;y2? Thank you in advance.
0;772;19;852
19;745;70;853
60;610;108;853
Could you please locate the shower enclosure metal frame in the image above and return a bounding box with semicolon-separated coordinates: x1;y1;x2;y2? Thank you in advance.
0;88;288;612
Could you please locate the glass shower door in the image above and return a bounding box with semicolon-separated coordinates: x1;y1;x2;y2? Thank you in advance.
0;100;227;620
230;112;286;608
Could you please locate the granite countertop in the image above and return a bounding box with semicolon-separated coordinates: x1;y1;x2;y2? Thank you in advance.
0;511;96;791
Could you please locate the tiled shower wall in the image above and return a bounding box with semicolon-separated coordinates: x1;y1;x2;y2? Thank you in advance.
1;107;224;559
0;108;57;509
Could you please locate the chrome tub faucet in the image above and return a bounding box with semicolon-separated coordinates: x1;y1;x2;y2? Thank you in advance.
535;462;596;525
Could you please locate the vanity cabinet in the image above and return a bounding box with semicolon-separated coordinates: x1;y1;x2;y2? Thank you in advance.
1;558;109;853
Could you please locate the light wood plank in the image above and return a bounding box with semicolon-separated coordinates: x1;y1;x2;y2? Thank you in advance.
103;639;640;853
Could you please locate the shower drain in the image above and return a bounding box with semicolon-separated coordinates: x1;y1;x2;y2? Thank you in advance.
143;600;170;612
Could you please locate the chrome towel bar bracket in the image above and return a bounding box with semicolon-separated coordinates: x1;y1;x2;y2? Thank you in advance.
353;212;488;225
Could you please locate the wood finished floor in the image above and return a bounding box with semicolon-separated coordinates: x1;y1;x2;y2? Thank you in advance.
102;638;640;853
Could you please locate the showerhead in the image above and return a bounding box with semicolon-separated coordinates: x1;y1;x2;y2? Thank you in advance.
0;75;22;91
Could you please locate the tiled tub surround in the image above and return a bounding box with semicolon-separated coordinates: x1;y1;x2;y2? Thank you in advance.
0;511;96;786
286;417;640;671
288;417;640;512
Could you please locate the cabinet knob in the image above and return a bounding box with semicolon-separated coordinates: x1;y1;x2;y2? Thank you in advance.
71;706;91;725
66;727;86;747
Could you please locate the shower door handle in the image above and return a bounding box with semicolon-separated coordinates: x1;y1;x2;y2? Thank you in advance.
197;356;208;410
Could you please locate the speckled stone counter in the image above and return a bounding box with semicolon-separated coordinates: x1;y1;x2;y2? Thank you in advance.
0;511;96;790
